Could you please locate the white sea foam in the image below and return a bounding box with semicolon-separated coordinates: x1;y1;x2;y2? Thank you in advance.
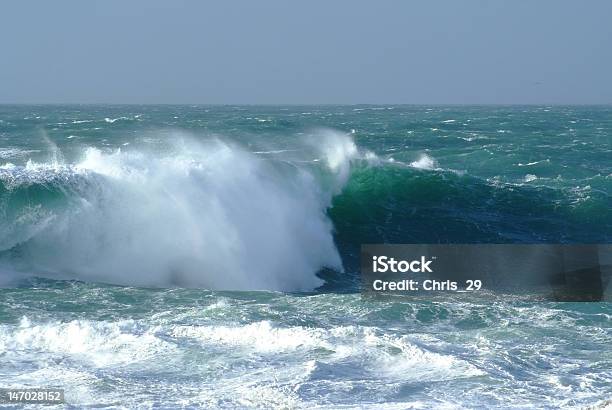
0;148;40;159
3;298;603;409
409;154;438;170
170;320;481;382
104;116;130;123
0;317;173;367
2;316;481;385
252;149;298;155
517;159;550;167
171;321;327;352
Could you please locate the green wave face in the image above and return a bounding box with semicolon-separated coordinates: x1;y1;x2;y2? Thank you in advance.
332;164;610;245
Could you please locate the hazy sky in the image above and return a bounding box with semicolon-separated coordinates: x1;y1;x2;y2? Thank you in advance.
1;1;611;104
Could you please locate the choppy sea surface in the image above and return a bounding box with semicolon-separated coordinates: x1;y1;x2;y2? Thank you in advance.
0;105;611;408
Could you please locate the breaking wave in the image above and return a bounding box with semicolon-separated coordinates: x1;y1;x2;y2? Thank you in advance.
0;131;367;290
1;128;609;290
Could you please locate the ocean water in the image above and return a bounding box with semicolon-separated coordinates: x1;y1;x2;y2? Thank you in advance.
0;105;611;408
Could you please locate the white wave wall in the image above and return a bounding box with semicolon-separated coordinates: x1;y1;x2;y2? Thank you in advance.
3;131;362;290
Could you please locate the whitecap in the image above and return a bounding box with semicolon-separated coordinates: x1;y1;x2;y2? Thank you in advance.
409;154;437;170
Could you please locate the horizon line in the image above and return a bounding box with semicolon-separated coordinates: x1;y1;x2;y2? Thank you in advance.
1;102;612;107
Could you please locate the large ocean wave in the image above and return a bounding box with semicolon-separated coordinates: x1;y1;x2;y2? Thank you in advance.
0;129;609;290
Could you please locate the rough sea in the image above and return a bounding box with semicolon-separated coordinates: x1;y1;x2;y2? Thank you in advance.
0;105;611;409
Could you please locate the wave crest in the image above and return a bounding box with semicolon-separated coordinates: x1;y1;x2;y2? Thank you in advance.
0;132;365;290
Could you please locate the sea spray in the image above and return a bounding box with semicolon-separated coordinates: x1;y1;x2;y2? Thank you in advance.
0;131;368;290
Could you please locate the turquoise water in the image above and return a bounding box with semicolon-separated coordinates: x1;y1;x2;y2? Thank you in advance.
0;105;611;408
